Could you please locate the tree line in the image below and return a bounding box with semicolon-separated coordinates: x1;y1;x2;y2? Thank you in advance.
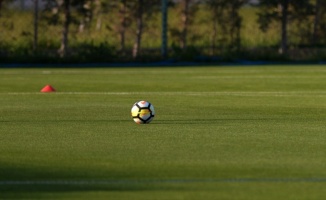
0;0;326;62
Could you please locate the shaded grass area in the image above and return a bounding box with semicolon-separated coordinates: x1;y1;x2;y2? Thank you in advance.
0;66;325;199
1;181;326;200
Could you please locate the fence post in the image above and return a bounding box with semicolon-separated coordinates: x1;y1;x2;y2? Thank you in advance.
33;0;39;51
20;0;25;10
161;0;168;58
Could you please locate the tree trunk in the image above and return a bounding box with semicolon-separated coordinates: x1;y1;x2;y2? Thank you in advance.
161;0;168;58
212;19;218;55
119;29;126;52
119;0;127;51
0;0;3;15
59;0;71;58
132;0;143;58
79;1;92;33
95;0;102;31
20;0;25;10
180;0;190;49
33;0;39;51
232;2;242;52
279;0;288;55
312;0;321;45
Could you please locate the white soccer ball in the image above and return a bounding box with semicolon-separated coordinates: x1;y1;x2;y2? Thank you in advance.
131;100;155;124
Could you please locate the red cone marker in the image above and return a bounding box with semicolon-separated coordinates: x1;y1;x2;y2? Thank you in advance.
41;85;56;92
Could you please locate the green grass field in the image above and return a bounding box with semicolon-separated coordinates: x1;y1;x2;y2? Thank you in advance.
0;65;325;199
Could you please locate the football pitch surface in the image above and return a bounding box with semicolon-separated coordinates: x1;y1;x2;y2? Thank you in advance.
0;65;325;199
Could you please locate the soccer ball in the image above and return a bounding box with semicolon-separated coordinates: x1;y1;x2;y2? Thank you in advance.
131;100;155;124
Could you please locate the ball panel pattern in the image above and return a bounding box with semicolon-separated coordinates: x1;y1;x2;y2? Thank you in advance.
131;100;155;124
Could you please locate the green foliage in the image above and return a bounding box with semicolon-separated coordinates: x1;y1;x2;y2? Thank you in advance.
204;0;248;52
170;44;201;61
69;41;116;63
256;0;314;35
1;1;326;62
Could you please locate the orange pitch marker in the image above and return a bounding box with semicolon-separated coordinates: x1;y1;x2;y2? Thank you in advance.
41;85;56;92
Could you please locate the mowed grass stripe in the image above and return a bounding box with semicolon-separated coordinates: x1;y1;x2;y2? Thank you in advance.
1;91;326;97
1;178;326;185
